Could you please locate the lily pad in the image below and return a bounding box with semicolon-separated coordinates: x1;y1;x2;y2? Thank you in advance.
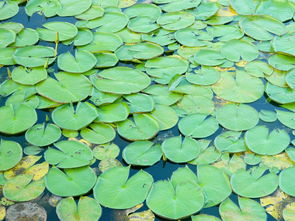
277;110;295;129
197;165;232;207
161;136;201;163
146;167;204;219
96;102;129;123
0;104;37;135
92;67;151;94
25;123;61;146
212;71;264;103
80;123;116;144
57;50;97;73
219;197;267;221
178;113;219;138
93;166;153;209
0;2;19;21
124;93;154;113
45;166;96;197
123;141;162;166
0;28;16;48
36;72;92;103
231;166;279;198
279;166;295;197
93;143;120;161
44;140;93;168
52;102;97;130
37;22;78;42
215;103;259;131
0;140;22;171
57;0;92;16
186;66;220;86
157;11;195;30
3;174;45;202
245;126;290;155
194;49;226;66
265;82;295;104
150;104;178;130
11;67;47;86
117;114;160;140
13;46;55;67
214;131;246;153
56;197;102;221
259;110;277;122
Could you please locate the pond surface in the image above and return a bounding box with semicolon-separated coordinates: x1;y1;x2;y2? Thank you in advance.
1;0;295;221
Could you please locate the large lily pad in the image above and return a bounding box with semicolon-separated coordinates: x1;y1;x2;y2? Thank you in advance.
0;140;22;171
122;141;162;166
93;166;153;209
25;123;61;146
219;197;267;221
161;136;201;163
146;167;204;219
215;104;259;131
0;1;19;20
0;104;37;134
52;102;97;130
245;126;290;155
92;67;151;94
37;22;77;42
56;197;102;221
231;166;279;198
45;166;96;197
279;166;295;197
11;67;47;86
44;140;93;168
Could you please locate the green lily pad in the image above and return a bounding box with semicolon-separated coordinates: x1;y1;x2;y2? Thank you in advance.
25;123;61;146
272;34;295;56
215;104;259;131
194;49;225;66
0;104;37;135
156;0;201;12
178;113;219;138
73;29;93;46
0;47;16;65
239;15;286;41
92;143;120;161
219;197;267;221
89;88;120;106
25;0;61;17
117;114;160;141
36;72;92;103
95;52;118;68
92;66;151;94
11;67;47;86
245;60;273;77
124;93;154;113
128;16;159;33
116;42;164;61
279;166;295;197
122;141;162;166
265;82;295;104
277;110;295;129
93;166;153;209
3;174;45;202
145;55;189;84
0;28;16;48
192;214;221;221
161;136;201;163
124;3;161;19
146;167;204;219
76;12;128;32
157;11;195;30
75;4;104;20
268;54;295;71
79;32;122;52
80;123;116;144
212;71;264;103
286;69;295;89
186;66;220;86
197;165;231;207
37;22;77;42
57;50;97;73
230;0;257;15
214;131;246;153
45;166;96;197
52;102;97;130
259;110;277;122
23;145;42;156
245;126;290;155
0;1;19;20
57;0;92;16
231;166;279;198
283;202;295;221
174;28;208;47
0;140;22;171
44;140;93;168
56;197;102;221
150;104;178;130
220;39;259;62
13;46;55;67
96;102;129;123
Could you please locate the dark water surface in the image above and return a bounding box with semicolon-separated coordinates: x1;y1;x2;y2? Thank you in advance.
0;3;282;221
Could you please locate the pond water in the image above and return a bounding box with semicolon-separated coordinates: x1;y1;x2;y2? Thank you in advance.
0;0;294;221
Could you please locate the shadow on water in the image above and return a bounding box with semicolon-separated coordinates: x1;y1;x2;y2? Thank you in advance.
0;3;281;221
